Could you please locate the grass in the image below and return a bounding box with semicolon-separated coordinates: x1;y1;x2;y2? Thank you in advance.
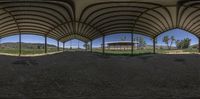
183;48;198;53
0;49;19;54
0;48;59;55
0;48;199;56
93;49;153;56
93;48;199;56
156;49;198;54
21;49;45;55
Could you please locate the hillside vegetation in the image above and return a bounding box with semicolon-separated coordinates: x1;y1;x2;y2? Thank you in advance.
0;42;58;55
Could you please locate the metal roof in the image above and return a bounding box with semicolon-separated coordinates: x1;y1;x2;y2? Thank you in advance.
0;0;199;42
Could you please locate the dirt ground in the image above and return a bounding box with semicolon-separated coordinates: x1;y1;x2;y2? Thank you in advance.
0;52;200;99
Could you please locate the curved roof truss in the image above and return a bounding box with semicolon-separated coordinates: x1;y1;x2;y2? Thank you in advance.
0;0;200;42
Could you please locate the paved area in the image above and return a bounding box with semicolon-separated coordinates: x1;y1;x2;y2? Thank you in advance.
0;52;200;98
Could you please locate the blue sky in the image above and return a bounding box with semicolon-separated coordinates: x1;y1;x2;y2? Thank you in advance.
0;29;198;48
157;29;198;46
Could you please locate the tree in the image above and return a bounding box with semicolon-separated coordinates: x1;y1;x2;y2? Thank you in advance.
176;38;191;49
176;40;181;49
138;37;146;48
120;36;126;41
183;38;191;49
37;45;41;49
83;43;90;50
155;38;158;44
170;36;175;49
162;35;176;50
163;36;169;49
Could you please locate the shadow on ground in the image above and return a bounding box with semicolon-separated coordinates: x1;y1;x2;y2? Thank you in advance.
0;52;200;98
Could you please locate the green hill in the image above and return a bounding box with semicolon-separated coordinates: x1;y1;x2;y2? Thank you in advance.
0;42;57;49
190;44;199;48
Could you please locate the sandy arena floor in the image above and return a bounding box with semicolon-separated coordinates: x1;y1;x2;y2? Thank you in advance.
0;52;200;99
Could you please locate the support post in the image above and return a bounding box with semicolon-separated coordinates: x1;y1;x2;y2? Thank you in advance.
0;37;1;48
199;37;200;53
63;42;65;52
102;35;105;54
153;38;156;54
85;42;87;51
19;33;22;56
78;41;80;51
57;40;59;51
90;40;93;52
44;35;47;53
131;33;134;55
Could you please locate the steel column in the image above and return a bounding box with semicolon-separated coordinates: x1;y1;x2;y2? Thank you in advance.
57;40;59;51
199;37;200;53
44;35;47;53
91;40;93;52
131;33;134;55
0;38;1;48
153;38;156;54
85;42;87;51
63;42;65;52
19;33;22;56
77;41;79;51
102;35;105;54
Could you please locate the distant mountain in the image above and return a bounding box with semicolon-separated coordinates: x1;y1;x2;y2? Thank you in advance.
0;42;57;49
190;44;199;48
147;44;198;49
